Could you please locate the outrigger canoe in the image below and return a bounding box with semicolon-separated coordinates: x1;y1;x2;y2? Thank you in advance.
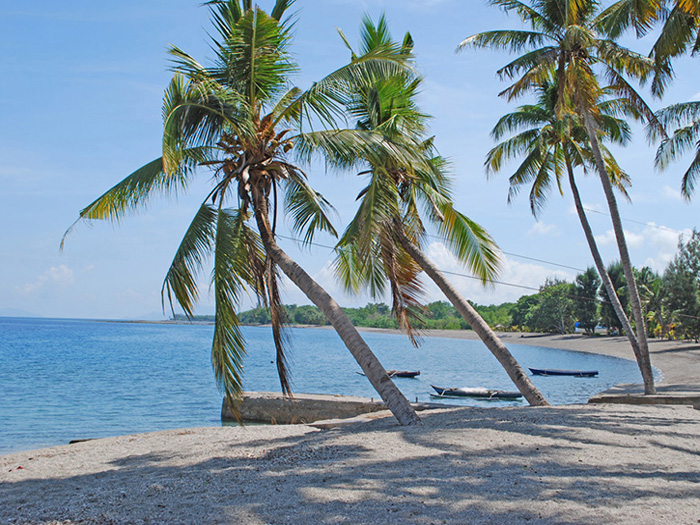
357;370;420;378
430;385;523;399
529;368;598;377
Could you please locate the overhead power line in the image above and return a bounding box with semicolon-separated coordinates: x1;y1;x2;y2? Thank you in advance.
582;207;686;235
276;234;577;295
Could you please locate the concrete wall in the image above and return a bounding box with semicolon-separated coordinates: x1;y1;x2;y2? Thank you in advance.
221;391;389;424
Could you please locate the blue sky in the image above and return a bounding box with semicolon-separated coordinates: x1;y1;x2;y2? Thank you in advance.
1;0;698;320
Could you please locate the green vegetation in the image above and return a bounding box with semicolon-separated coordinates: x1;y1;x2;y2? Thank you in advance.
179;231;700;342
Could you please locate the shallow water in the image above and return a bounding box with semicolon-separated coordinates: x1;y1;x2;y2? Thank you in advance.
0;317;647;454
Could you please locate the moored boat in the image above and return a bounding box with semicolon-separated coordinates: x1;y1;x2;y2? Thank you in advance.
387;370;420;378
529;368;598;377
430;385;522;399
357;370;420;378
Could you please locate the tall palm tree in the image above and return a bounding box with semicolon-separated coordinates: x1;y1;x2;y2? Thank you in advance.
636;266;669;339
460;0;661;394
600;0;700;198
332;15;548;406
62;1;421;425
486;77;655;382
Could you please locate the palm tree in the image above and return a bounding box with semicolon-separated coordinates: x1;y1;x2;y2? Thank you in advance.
600;1;700;198
332;15;548;406
636;266;669;339
486;76;654;382
62;1;421;425
460;0;660;394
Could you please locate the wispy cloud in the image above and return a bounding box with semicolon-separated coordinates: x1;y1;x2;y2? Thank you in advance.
661;185;683;201
16;265;75;295
527;222;561;237
594;223;691;272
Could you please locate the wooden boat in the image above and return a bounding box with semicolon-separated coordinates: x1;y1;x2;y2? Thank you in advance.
430;385;523;399
356;370;420;378
529;367;598;377
387;370;420;378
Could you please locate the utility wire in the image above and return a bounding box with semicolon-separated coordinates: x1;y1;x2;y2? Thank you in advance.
582;207;686;235
276;234;597;303
423;233;587;272
277;233;700;319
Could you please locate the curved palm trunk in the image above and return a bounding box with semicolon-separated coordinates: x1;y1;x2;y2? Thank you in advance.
395;228;549;407
251;188;421;425
566;160;649;373
582;114;656;394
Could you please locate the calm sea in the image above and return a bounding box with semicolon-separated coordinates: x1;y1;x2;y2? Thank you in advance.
0;317;645;454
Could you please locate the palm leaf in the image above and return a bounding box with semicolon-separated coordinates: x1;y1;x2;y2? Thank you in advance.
284;168;338;246
162;202;218;318
211;207;251;407
459;29;554;53
60;149;206;249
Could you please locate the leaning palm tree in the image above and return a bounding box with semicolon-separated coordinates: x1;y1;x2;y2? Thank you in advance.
486;76;654;383
329;15;548;406
599;0;700;198
460;0;661;394
62;1;421;425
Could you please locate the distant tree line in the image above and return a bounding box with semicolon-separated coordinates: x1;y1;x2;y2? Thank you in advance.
173;230;700;341
511;230;700;340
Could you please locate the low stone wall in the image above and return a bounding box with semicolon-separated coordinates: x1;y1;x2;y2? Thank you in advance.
221;391;389;424
589;393;700;409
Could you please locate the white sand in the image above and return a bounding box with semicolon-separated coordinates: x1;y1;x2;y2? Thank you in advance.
2;331;699;524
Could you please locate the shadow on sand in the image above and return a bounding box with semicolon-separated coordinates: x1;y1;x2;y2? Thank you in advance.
2;405;699;524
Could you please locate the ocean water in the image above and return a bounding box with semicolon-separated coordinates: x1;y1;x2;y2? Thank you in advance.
0;317;646;454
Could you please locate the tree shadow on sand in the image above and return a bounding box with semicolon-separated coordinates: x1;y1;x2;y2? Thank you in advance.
1;405;699;524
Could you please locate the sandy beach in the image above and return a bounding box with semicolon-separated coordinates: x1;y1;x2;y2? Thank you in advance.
2;331;699;524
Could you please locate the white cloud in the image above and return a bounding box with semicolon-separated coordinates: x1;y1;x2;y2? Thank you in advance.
16;265;75;295
423;242;574;304
593;223;690;273
641;224;692;272
527;221;561;237
595;229;645;248
661;185;683;201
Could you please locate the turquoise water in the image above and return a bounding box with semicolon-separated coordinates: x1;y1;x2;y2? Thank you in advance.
0;317;645;454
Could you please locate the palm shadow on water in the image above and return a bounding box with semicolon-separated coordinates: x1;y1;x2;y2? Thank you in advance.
1;406;699;524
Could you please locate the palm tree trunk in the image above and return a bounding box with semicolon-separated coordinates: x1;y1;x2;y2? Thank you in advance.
565;159;647;370
394;228;549;407
251;188;421;425
582;114;656;394
656;307;667;340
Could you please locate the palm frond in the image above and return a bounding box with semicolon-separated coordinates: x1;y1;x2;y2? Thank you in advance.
207;7;297;106
333;242;388;298
430;196;501;283
60;149;207;249
595;0;662;38
292;45;415;129
211;207;253;407
380;225;426;346
655;120;700;169
339;171;401;255
162;202;218;318
680;148;700;198
284;167;338;246
458;29;554;54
